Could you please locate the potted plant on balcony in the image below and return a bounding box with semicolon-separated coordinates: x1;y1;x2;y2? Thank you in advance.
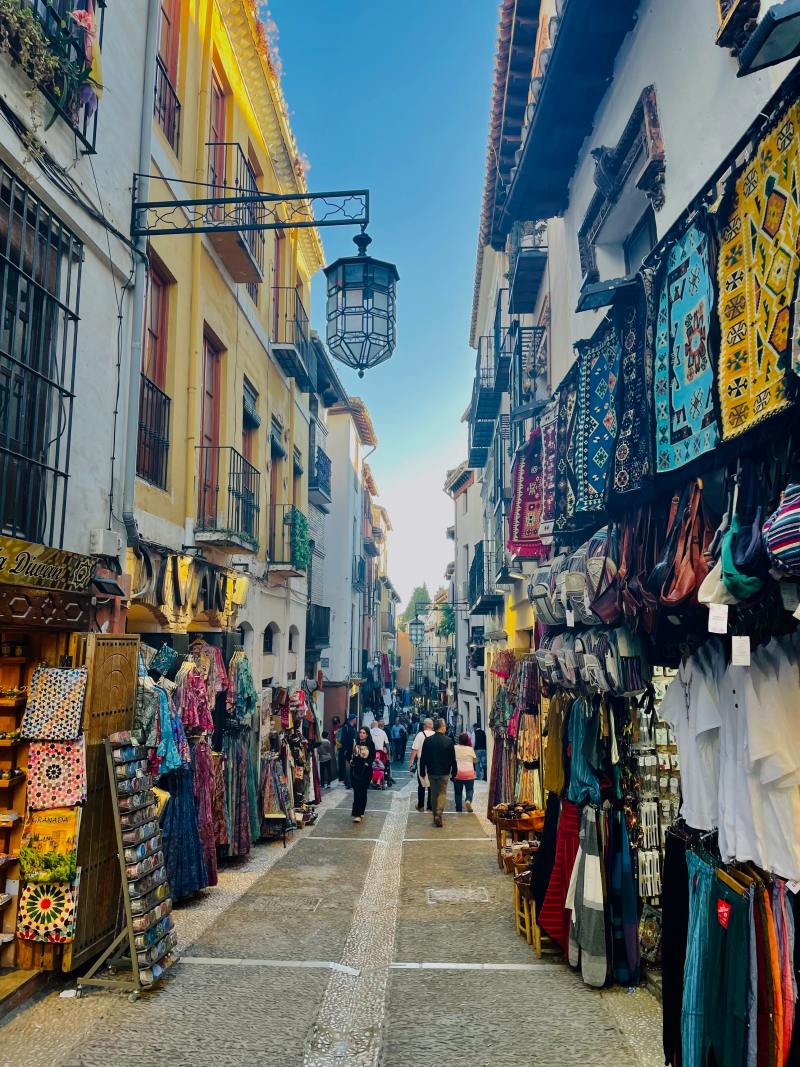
0;0;102;139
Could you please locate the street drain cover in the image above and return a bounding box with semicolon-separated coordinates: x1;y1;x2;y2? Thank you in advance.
427;887;490;904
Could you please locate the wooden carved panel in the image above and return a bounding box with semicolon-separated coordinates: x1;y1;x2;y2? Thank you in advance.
716;0;760;55
63;634;139;971
0;588;90;629
577;85;666;283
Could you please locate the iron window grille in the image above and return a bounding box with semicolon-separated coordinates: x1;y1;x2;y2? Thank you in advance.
154;55;181;155
0;160;82;547
137;373;170;489
196;444;260;546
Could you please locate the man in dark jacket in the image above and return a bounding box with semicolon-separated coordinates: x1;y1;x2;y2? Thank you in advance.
419;717;457;827
338;714;358;788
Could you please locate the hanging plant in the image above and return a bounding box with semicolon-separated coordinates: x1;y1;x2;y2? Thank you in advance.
0;0;101;137
289;508;310;571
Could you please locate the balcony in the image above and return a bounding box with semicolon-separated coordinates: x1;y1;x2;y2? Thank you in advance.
205;142;265;284
154;56;181;155
352;555;366;591
195;445;260;551
268;504;309;575
306;603;331;651
467;414;491;469
5;0;106;152
509;223;548;314
381;611;396;636
495;326;515;393
473;336;500;419
308;443;332;512
468;541;504;616
510;324;550;422
271;287;315;392
136;375;170;490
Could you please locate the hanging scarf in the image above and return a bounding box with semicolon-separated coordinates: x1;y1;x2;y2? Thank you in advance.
574;317;621;517
538;397;559;545
717;100;799;439
654;216;719;471
612;271;655;496
553;363;580;536
507;429;548;559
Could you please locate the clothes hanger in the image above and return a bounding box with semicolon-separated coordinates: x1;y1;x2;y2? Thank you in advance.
716;866;747;897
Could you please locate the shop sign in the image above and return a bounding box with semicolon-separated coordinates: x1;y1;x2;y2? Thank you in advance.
0;535;94;594
128;543;247;630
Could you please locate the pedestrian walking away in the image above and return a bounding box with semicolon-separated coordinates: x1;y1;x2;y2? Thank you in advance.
409;717;435;811
350;728;376;823
453;731;477;812
390;720;404;763
318;730;333;789
472;722;488;782
419;717;457;827
338;713;358;788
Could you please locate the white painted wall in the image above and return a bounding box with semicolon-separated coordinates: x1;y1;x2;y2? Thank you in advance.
451;474;486;729
0;4;148;557
325;411;361;683
548;0;798;384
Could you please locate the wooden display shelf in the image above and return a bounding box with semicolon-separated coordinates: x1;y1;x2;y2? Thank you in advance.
0;776;24;789
0;698;25;710
0;659;27;667
0;739;22;749
0;856;17;870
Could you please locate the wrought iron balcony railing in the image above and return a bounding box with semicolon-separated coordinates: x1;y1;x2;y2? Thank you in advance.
154;56;181;155
352;555;366;590
136;375;170;489
308;442;332;507
205;142;265;284
269;504;309;572
196;445;260;550
306;603;331;650
468;541;504;616
6;0;106;152
381;611;396;635
271;287;314;391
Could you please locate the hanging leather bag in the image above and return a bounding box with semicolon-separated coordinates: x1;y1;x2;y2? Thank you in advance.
660;479;712;607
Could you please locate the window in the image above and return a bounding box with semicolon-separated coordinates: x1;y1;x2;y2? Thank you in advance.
577;86;665;286
137;262;171;489
288;626;299;653
263;622;279;654
154;0;181;153
0;163;81;546
198;334;221;526
207;70;227;204
624;207;657;276
242;377;258;464
463;491;468;514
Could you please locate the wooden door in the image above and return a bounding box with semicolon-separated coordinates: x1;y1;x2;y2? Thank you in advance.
269;457;280;557
63;634;139;971
158;0;180;83
208;72;226;214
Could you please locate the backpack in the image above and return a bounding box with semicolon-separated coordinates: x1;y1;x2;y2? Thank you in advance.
575;628;612;692
565;526;620;626
535;630;563;686
604;625;651;695
553;631;579;689
528;555;568;627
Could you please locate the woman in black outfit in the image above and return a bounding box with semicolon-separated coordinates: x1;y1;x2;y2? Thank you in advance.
350;727;375;823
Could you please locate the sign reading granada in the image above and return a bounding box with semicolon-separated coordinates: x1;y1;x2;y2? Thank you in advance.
0;536;95;594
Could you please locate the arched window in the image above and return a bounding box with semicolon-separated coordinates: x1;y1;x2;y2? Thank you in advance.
263;622;280;655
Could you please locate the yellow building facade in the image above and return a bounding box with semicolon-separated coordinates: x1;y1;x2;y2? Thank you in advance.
129;0;325;671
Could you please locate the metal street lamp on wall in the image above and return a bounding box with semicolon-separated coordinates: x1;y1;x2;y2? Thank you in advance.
408;616;425;646
323;231;399;378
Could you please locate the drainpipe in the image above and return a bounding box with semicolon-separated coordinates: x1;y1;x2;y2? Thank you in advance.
122;0;161;548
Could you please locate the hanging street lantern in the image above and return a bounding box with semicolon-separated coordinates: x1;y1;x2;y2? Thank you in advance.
408;616;425;646
323;230;399;378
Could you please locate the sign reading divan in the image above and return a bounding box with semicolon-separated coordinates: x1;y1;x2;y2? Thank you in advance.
0;536;95;594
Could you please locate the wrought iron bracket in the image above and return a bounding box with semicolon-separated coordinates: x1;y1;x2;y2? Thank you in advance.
131;173;369;238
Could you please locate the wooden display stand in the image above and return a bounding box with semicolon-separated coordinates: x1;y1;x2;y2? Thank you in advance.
78;740;175;1000
0;656;27;971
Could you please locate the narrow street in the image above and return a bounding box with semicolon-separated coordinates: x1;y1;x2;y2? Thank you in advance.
1;767;661;1067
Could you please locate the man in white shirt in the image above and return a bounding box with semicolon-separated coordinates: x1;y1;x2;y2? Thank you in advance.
409;717;434;812
370;718;389;756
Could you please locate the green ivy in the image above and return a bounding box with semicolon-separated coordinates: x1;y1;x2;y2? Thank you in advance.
289;507;310;571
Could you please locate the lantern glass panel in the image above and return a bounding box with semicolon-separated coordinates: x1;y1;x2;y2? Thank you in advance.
345;262;365;285
344;288;362;307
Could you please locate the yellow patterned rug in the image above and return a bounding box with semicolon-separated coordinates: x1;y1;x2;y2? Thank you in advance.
717;100;799;438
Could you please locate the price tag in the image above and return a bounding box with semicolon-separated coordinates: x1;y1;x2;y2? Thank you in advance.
565;608;575;628
708;603;729;634
787;880;800;895
794;603;800;621
732;635;751;667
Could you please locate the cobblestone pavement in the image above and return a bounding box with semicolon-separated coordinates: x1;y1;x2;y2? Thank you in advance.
0;769;663;1067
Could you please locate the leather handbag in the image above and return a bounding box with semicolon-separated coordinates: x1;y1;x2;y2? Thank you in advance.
589;525;623;625
660;479;712;607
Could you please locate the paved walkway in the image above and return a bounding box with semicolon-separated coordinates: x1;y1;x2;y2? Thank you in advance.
0;767;663;1067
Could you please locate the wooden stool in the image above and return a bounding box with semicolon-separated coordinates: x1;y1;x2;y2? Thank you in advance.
513;879;532;945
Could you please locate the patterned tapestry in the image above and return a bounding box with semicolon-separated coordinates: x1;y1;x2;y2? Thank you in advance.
654;218;719;472
612;271;655;496
717;101;799;438
574;319;621;516
20;666;87;741
27;738;87;809
17;879;78;943
553;363;580;535
507;429;548;559
538;398;558;546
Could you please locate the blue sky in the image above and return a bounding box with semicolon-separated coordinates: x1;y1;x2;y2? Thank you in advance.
268;0;497;607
